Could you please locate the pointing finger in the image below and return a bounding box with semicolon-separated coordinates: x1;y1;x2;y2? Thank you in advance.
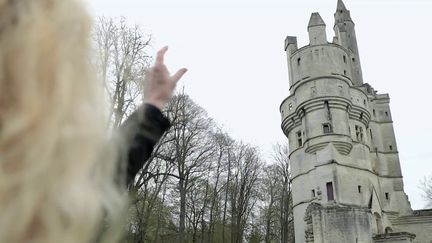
171;68;188;83
156;46;168;65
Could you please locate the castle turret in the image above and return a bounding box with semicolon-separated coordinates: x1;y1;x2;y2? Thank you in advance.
334;0;364;86
308;13;327;45
280;1;413;242
284;36;298;87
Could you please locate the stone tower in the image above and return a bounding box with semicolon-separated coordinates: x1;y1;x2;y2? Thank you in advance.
279;1;432;242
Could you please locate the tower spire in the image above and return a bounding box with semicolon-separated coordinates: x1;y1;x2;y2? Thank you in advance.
333;0;363;85
335;0;352;22
337;0;348;11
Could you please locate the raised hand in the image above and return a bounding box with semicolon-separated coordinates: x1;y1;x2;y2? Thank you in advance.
143;46;187;110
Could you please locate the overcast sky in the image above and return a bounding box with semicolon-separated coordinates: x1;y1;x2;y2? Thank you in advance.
86;0;432;210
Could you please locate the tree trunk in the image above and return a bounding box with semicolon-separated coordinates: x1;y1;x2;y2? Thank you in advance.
179;178;187;243
155;186;167;242
221;152;232;243
208;150;223;243
264;187;274;243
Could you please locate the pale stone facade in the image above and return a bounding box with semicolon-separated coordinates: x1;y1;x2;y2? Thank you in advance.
280;1;432;242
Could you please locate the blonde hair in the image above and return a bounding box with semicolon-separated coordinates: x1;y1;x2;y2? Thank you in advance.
0;0;126;242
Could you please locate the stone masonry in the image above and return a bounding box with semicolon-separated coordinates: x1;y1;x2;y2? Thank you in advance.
280;0;432;242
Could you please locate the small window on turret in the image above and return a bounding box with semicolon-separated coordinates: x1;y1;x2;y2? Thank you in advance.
358;185;362;193
385;193;389;200
297;58;301;66
355;125;364;142
389;145;393;151
343;70;347;75
326;182;334;201
385;111;389;117
352;57;356;62
373;109;376;116
323;123;333;134
343;55;346;63
312;189;316;198
324;101;331;120
296;131;303;147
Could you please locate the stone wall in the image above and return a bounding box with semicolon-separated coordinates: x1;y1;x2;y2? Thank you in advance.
305;203;372;243
373;232;416;243
391;210;432;243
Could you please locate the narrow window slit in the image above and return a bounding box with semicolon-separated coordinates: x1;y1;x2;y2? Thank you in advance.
296;131;303;147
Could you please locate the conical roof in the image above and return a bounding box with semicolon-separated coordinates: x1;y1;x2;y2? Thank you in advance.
337;0;348;11
308;12;326;28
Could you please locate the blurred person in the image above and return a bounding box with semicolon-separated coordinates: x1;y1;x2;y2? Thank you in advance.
0;0;187;243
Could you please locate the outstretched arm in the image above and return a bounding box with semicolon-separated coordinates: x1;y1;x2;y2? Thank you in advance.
121;46;187;186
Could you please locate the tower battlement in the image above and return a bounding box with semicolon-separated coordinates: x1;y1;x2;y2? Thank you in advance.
285;1;363;88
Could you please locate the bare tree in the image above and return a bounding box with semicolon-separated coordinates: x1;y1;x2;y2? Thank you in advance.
92;16;158;243
92;18;289;242
207;131;234;243
229;144;262;243
272;142;294;243
185;177;209;243
93;17;152;128
92;23;290;240
420;174;432;208
221;143;233;243
262;164;280;243
163;94;216;243
126;160;174;242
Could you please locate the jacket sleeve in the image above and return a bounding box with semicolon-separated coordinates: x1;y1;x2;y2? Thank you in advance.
119;103;170;186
